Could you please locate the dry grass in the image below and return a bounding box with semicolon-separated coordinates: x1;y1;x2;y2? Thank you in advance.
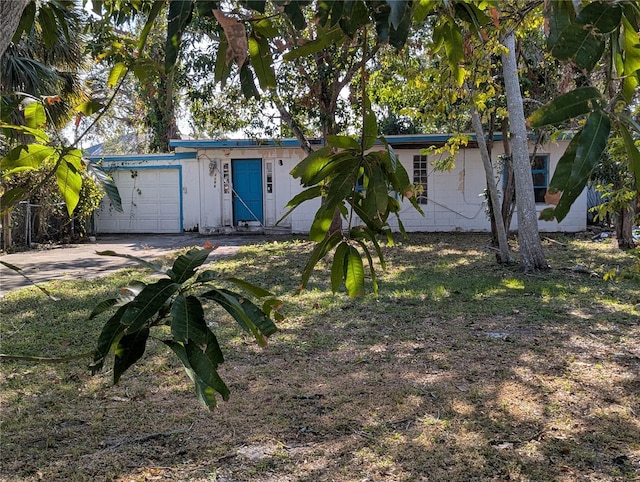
1;232;639;481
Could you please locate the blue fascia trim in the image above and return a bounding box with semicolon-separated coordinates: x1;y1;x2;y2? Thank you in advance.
169;134;513;150
101;164;184;233
86;152;197;163
169;138;325;148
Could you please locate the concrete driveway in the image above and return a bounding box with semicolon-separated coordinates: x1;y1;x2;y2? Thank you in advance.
0;233;273;297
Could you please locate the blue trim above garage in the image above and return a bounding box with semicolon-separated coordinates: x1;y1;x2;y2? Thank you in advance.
86;152;196;163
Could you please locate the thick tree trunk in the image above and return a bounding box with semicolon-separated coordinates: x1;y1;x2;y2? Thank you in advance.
466;85;512;264
616;204;636;250
501;31;548;273
0;0;30;57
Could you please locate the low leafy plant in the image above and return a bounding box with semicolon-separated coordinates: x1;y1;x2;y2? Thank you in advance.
89;247;283;410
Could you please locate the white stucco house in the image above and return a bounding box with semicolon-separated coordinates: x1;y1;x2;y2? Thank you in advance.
89;134;585;235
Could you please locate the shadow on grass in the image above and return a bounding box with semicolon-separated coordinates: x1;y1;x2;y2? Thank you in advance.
1;233;638;481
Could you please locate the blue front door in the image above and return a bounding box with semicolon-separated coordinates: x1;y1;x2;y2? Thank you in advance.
232;159;263;225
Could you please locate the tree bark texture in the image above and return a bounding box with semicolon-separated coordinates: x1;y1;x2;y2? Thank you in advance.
500;31;548;272
0;0;30;57
466;84;512;264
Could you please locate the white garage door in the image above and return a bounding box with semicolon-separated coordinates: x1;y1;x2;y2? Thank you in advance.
95;168;181;233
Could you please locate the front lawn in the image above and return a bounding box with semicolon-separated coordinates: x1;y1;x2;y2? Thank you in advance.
1;233;638;481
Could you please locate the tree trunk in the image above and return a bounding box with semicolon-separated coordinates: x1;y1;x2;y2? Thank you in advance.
0;0;30;57
616;204;636;249
466;84;512;264
501;31;548;273
500;118;515;232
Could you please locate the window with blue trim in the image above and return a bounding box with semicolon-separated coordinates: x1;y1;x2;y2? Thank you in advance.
413;155;428;204
531;154;548;203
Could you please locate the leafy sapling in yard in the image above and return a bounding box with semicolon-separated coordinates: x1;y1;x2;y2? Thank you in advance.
89;247;283;410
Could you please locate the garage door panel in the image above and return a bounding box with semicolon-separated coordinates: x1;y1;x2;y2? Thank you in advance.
96;168;181;234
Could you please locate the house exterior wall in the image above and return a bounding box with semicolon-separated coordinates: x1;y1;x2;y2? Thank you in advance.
93;136;584;235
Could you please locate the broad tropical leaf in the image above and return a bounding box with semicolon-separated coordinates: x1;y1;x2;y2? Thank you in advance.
56;156;83;215
345;246;365;297
327;135;360;150
550;22;605;71
290;146;332;183
0;123;49;143
249;33;276;90
167;248;212;284
107;62;127;89
543;110;611;222
24;102;46;129
299;231;343;292
276;186;323;225
619;123;640;190
85;161;122;212
283;26;345;61
90;305;128;373
362;96;378;150
576;1;621;34
223;277;274;298
113;327;150;383
528;87;602;127
0;144;55;174
171;294;206;343
354;239;379;296
0;187;29;213
166;0;194;73
331;241;349;293
121;279;181;333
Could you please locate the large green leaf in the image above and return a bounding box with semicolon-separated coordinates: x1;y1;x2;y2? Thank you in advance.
345;246;365;298
56;156;83;215
361;96;378;151
201;288;275;345
167;248;212;284
107;62;127;89
75;101;104;116
121;279;181;333
354;238;379;296
185;341;230;401
220;290;277;337
0;144;55;174
24;102;46;129
304;152;360;186
0;123;50;143
163;340;226;410
214;40;232;86
283;0;307;30
545;0;575;47
276;186;323;225
290;146;333;183
223;277;274;298
283;26;345;61
113;327;150;384
0;187;29;213
550;22;605;71
362;164;389;221
249;33;276;90
619;123;640;190
85;161;122;212
577;1;621;34
528;87;602;127
166;0;194;73
90;305;128;373
544;110;611;222
299;231;343;292
330;241;349;293
171;294;205;343
327;135;360;150
137;0;164;52
240;63;260;99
